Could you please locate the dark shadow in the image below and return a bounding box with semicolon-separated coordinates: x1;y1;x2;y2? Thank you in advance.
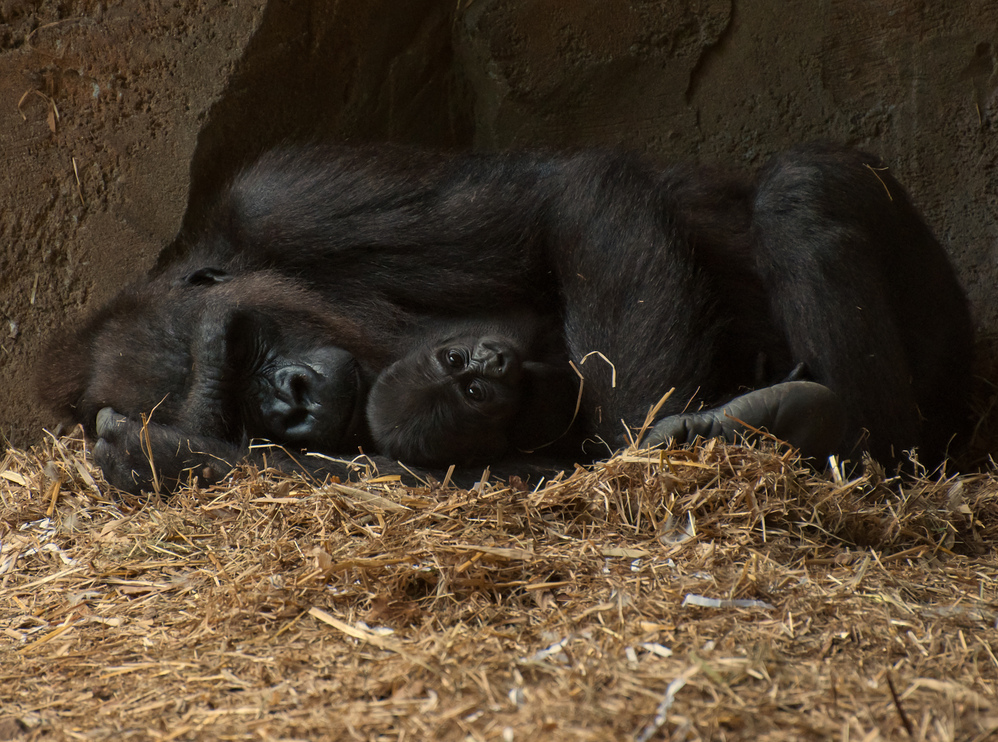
156;0;475;269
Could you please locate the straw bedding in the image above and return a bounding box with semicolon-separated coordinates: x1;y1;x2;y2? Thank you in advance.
2;430;997;740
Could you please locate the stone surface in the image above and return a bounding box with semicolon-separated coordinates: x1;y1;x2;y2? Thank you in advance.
2;0;996;446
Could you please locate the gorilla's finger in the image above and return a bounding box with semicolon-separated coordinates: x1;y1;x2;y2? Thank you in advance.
92;437;113;468
93;436;146;493
642;415;699;448
96;407;128;440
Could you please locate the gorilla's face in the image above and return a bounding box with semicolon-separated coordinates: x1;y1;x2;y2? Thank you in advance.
366;333;525;467
222;307;369;450
41;264;373;454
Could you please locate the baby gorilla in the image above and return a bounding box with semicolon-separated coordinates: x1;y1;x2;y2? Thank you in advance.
366;316;577;467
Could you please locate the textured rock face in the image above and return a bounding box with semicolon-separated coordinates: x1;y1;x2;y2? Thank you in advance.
3;0;997;445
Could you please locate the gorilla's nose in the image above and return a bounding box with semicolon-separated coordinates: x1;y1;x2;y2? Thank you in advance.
273;366;316;407
474;340;508;376
274;365;314;405
263;364;322;438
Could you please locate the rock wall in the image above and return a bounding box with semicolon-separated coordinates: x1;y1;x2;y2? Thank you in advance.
456;0;998;325
2;0;996;446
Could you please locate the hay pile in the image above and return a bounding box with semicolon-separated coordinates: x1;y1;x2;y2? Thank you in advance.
2;431;997;741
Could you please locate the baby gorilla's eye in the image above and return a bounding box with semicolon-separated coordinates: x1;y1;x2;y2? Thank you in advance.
445;349;465;369
465;379;486;401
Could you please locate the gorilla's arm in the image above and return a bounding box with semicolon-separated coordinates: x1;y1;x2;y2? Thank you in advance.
177;146;560;314
93;408;566;495
642;381;846;461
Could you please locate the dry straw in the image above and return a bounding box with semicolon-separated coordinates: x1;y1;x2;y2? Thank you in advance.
1;430;997;740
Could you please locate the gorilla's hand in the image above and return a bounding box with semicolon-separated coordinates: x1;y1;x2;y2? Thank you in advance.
93;407;419;495
94;407;241;494
643;381;846;461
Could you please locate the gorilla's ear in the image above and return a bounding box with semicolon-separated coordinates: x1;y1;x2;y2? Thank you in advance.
182;267;231;286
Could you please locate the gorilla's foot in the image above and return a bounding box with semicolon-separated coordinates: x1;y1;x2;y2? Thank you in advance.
643;381;846;461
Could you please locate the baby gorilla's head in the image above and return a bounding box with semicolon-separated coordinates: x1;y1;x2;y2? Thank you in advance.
366;333;525;467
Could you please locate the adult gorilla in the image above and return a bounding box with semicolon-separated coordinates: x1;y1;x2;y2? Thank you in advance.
36;143;973;493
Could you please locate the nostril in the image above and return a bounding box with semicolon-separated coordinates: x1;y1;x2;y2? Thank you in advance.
289;373;310;403
273;366;314;405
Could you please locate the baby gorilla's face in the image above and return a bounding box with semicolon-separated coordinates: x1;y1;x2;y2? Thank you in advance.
366;334;525;467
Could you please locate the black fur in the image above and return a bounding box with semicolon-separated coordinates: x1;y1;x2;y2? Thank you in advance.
36;143;973;493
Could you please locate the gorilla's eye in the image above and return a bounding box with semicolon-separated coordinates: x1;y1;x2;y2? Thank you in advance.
445;349;466;369
183;267;231;286
465;380;486;401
